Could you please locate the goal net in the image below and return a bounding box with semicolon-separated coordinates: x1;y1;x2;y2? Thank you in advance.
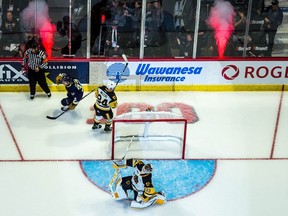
109;111;187;160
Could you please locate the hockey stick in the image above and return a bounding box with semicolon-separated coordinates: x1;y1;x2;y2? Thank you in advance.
115;54;129;88
46;86;98;120
47;55;127;120
109;136;134;197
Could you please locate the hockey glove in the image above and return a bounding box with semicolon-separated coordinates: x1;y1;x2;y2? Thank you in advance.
56;74;63;85
109;100;118;109
68;103;77;110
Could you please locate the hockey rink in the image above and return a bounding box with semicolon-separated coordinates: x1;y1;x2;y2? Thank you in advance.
1;90;288;216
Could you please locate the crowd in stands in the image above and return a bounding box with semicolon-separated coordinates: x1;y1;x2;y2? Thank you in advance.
93;0;284;58
0;0;82;58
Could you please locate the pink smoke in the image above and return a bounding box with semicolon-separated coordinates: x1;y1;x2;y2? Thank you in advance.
20;1;56;58
207;0;236;57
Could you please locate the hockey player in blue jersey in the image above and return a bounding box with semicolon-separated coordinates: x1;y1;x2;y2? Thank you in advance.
56;73;84;111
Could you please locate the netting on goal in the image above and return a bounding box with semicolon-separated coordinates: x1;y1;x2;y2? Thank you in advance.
109;111;187;160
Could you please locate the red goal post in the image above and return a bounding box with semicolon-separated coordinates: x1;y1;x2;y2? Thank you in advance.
110;111;187;160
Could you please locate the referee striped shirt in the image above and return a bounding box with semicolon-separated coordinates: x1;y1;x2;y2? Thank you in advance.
22;49;48;70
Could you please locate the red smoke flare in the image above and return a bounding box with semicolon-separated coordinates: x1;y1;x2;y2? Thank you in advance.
39;21;56;59
207;0;235;57
20;1;56;58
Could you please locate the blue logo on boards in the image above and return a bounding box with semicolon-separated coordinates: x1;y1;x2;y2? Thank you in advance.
81;160;216;201
107;63;130;83
135;64;203;83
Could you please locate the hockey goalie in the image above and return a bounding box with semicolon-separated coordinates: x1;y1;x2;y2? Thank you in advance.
109;158;167;208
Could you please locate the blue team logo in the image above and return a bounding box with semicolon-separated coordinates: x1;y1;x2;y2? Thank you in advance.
80;160;216;201
106;63;130;83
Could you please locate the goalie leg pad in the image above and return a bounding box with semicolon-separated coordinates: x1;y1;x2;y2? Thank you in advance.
130;197;157;209
130;193;166;208
155;193;166;205
110;172;128;200
114;178;129;200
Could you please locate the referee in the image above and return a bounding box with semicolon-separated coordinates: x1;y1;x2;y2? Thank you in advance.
21;42;51;100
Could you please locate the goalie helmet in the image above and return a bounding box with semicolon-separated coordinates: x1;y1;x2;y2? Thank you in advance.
142;163;153;174
106;80;116;91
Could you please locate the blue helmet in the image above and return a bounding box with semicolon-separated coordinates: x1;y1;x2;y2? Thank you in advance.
62;74;72;83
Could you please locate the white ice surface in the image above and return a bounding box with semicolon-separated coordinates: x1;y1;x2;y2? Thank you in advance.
0;91;288;216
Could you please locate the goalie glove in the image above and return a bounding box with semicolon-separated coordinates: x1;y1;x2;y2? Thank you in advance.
112;159;127;169
68;102;77;110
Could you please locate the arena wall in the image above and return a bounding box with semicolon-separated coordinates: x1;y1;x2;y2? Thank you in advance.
0;58;287;92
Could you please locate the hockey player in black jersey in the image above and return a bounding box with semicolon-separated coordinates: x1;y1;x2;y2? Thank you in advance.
56;73;84;111
110;158;166;208
92;80;118;132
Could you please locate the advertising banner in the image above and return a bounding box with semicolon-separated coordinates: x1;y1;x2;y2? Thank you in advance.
2;60;287;88
90;60;288;86
0;61;89;85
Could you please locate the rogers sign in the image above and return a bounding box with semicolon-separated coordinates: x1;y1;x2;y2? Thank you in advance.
222;64;288;80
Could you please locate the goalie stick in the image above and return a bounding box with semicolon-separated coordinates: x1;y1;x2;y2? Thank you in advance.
121;135;134;160
109;136;134;198
46;86;97;120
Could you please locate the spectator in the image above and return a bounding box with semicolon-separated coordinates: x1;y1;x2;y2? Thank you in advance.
130;1;142;47
174;0;186;32
56;15;82;56
234;8;246;38
109;0;127;32
73;0;86;17
251;0;264;17
262;0;283;56
176;32;193;57
2;0;21;22
104;0;134;56
0;10;21;57
178;12;205;56
196;18;210;56
17;31;36;58
233;7;252;52
17;29;45;58
104;25;125;57
148;1;164;46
